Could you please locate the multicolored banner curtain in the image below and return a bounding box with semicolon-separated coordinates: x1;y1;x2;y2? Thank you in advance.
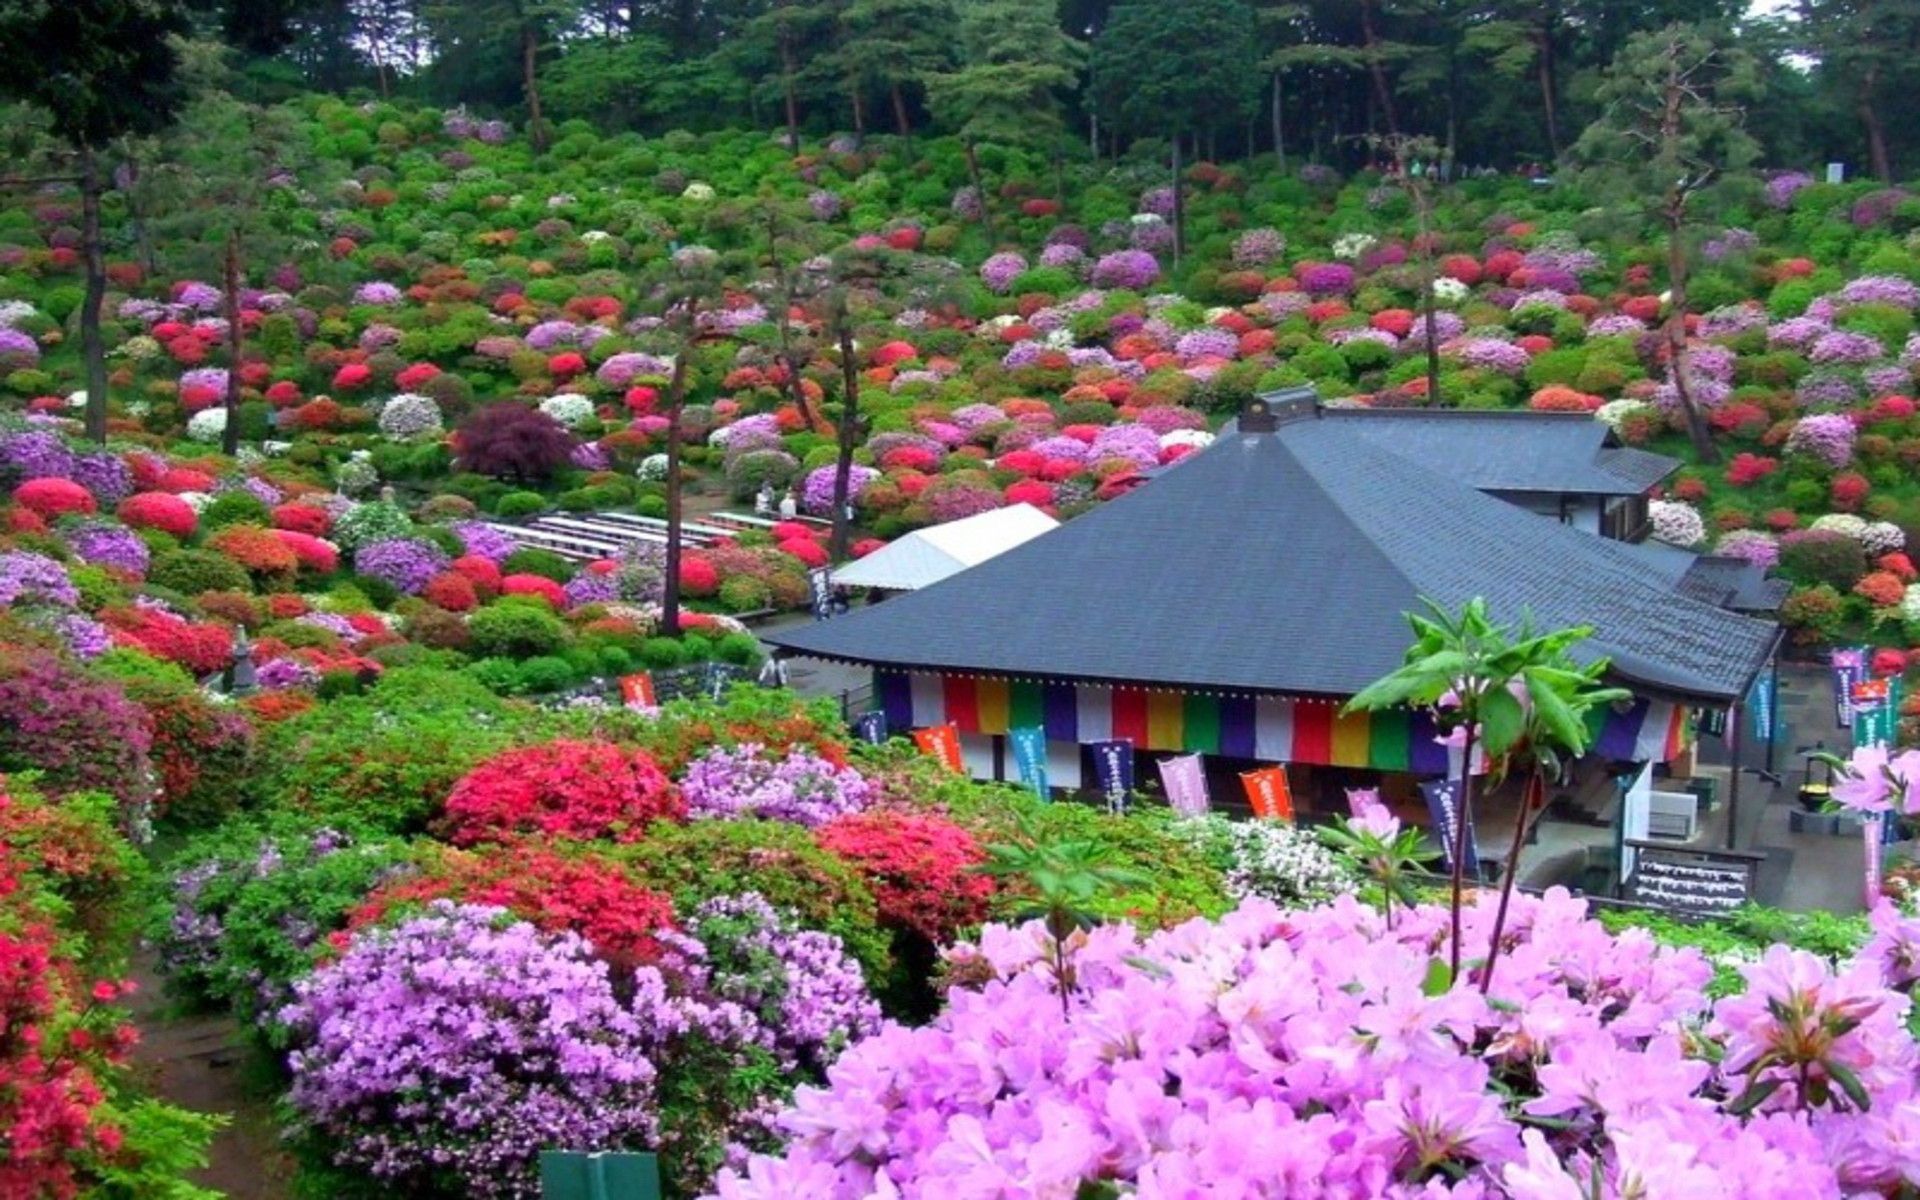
1241;766;1294;821
878;671;1692;767
1010;726;1050;801
1158;753;1210;816
911;724;962;773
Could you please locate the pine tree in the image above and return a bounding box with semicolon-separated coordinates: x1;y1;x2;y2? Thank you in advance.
1571;22;1758;464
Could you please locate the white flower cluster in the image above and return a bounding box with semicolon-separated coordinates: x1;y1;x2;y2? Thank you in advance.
186;408;228;444
1332;232;1378;261
377;393;444;441
682;182;716;202
1811;513;1869;541
1863;521;1907;554
636;453;670;481
334;456;379;497
1160;429;1214;451
1430;277;1471;305
1217;818;1356;905
1900;583;1920;624
1594;398;1654;432
0;299;39;328
540;392;596;429
1648;499;1707;549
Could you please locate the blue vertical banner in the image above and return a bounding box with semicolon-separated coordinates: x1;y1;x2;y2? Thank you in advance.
1833;647;1868;728
852;710;889;746
1747;670;1775;742
1010;726;1050;802
1420;777;1481;879
808;568;835;621
1088;739;1135;813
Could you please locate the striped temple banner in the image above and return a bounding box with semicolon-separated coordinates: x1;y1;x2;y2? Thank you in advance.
877;670;1693;768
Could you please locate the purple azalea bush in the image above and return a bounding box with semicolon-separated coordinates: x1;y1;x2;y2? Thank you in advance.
282;903;662;1199
352;537;450;595
712;890;1920;1199
680;743;872;827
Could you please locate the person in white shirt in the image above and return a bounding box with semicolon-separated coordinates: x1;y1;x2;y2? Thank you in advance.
778;490;798;520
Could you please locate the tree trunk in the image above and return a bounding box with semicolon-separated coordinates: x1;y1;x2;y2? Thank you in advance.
1665;202;1717;463
963;139;998;244
1089;110;1099;161
1417;184;1440;404
222;231;244;457
79;147;109;446
890;81;911;141
780;34;801;154
1861;66;1893;184
522;25;547;154
122;155;158;277
830;321;861;561
661;340;691;638
1536;28;1561;160
849;75;867;137
1358;0;1400;138
1271;72;1286;169
1170;135;1185;266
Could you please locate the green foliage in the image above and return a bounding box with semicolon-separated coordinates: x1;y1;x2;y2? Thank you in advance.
150;548;252;595
468;600;571;658
251;668;534;833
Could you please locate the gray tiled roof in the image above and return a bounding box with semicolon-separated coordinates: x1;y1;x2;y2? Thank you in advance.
770;412;1776;704
1321;407;1680;495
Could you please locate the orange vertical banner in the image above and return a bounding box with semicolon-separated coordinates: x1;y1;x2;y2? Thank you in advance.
619;672;658;712
1240;765;1294;821
913;724;964;773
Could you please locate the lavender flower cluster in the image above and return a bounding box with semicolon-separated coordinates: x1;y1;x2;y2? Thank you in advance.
1089;250;1160;291
1785;412;1857;468
979;252;1027;294
282;903;662;1199
0;551;77;608
352;537;450;595
681;743;873;827
800;464;878;515
453;521;518;564
61;520;150;576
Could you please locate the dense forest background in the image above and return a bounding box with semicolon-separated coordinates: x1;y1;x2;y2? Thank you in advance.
133;0;1920;180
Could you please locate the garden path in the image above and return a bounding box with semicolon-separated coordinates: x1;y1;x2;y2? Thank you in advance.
125;951;294;1200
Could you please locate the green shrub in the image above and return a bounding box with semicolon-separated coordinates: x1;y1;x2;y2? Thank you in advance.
467;601;572;658
199;491;273;531
495;490;547;518
149;549;251;595
501;547;574;582
251;668;533;833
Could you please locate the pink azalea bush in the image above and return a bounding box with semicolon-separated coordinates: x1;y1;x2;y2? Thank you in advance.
713;888;1920;1199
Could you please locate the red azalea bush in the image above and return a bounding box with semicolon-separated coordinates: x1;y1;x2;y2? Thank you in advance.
422;571;478;612
271;503;333;536
1832;472;1871;510
816;809;995;943
438;740;683;845
1854;570;1906;607
117;492;197;538
102;607;233;676
0;781;143;1198
13;478;96;520
449;555;502;597
347;845;677;965
209;525;300;584
679;554;719;597
273;531;340;575
778;537;828;568
1725;453;1778;487
500;573;566;608
158;467;215;494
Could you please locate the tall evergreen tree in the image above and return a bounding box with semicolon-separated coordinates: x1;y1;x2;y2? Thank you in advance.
927;0;1084;238
833;0;957;140
1572;22;1758;463
0;0;191;444
1090;0;1259;259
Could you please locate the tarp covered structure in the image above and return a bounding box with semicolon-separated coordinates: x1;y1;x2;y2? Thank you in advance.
831;503;1059;592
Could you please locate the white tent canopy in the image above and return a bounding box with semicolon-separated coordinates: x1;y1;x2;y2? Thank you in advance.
832;503;1059;592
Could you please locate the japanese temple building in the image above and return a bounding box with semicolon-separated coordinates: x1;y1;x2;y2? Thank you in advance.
768;391;1784;817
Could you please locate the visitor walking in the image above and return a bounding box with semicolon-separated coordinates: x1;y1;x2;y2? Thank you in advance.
778;490;798;520
755;481;774;516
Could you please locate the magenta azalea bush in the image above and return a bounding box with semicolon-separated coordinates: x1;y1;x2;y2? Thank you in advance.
713;889;1920;1199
